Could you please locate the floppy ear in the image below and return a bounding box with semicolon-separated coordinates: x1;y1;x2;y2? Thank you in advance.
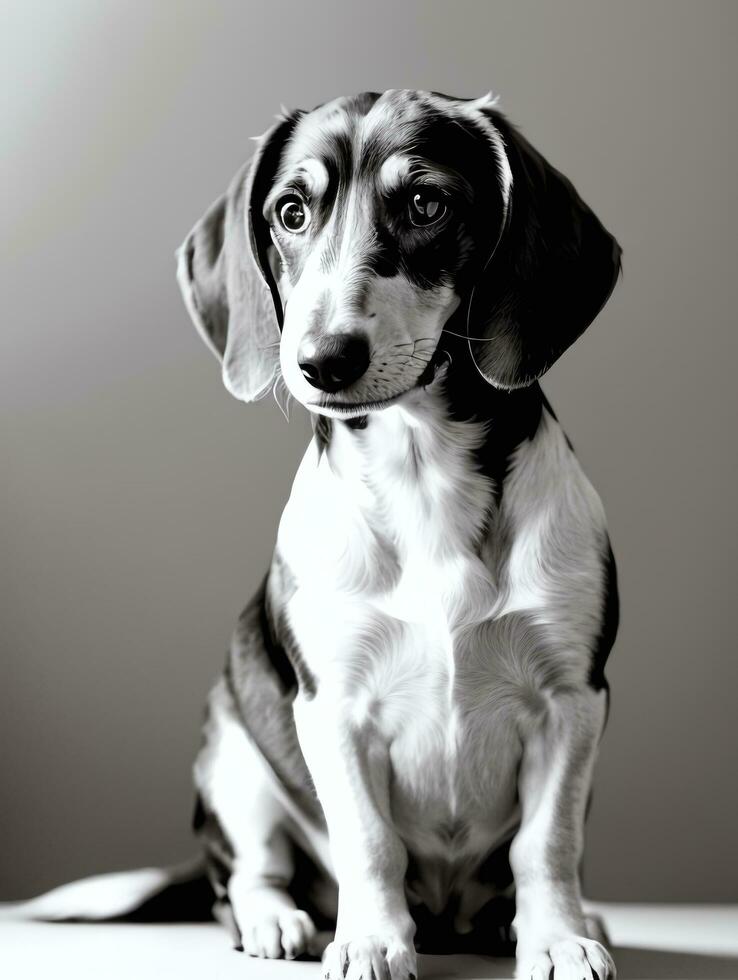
175;116;296;402
468;112;622;389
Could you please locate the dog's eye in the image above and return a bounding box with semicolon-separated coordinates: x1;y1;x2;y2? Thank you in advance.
409;187;448;227
277;196;311;233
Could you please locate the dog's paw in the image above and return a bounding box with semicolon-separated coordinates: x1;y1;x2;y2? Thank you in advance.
518;936;615;980
229;883;317;959
240;906;317;959
323;935;417;980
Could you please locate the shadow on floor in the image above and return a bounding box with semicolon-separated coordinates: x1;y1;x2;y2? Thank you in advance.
613;946;738;979
418;946;738;979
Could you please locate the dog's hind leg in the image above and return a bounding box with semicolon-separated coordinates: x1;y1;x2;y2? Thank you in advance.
194;676;320;959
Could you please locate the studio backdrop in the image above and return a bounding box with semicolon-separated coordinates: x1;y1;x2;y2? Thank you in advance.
2;0;736;902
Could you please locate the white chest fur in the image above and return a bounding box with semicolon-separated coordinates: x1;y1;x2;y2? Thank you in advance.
279;388;516;855
279;386;496;654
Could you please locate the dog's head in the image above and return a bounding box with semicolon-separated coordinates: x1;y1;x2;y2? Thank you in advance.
177;90;621;416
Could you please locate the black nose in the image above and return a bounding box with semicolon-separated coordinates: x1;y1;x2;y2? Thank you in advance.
298;334;370;393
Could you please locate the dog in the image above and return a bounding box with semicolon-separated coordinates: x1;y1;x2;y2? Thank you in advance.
12;90;622;980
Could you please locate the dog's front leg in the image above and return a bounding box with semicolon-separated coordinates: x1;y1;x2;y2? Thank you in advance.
294;688;417;980
510;687;615;980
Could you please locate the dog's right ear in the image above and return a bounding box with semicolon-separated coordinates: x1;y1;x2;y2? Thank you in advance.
176;116;297;402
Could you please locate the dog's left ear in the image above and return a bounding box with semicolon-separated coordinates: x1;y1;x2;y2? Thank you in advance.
468;111;622;389
176;115;296;402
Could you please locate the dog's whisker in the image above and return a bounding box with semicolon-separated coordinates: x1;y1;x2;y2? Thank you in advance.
442;328;496;342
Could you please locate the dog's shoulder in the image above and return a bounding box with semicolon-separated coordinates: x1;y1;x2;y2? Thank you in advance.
488;394;618;689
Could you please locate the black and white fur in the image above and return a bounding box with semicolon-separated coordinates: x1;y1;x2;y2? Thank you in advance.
14;91;622;980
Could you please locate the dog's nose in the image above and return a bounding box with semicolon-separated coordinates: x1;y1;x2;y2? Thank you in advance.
298;334;370;393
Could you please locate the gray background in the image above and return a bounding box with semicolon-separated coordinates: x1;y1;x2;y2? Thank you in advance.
2;0;736;902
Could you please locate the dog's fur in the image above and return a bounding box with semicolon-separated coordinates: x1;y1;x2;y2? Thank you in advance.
14;91;622;980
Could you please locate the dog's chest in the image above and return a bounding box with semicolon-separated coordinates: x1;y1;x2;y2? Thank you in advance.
280;397;529;865
280;396;497;652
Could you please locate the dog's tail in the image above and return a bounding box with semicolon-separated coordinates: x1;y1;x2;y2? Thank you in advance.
0;856;214;923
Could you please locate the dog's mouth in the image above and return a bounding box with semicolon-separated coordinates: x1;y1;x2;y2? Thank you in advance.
308;348;450;418
309;391;406;417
